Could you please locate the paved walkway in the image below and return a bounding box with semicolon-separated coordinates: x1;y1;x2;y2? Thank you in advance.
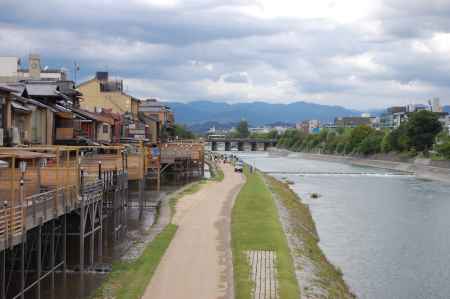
142;163;245;299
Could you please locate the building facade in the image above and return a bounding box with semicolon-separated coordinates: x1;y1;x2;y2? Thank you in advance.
77;72;140;118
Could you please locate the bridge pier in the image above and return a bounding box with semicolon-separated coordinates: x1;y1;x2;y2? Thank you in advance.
243;142;252;152
204;142;212;151
238;142;244;151
207;138;277;152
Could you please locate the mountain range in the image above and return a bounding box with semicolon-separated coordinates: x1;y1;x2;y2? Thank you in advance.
166;101;363;125
165;100;450;132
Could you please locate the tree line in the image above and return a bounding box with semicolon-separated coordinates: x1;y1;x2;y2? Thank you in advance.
277;110;450;159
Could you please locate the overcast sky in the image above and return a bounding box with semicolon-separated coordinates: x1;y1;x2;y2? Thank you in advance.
1;0;450;109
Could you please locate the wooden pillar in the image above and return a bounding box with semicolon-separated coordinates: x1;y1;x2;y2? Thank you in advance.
50;219;55;299
79;170;85;272
36;219;42;299
20;173;25;299
90;203;95;266
98;197;103;262
1;248;5;299
20;235;25;299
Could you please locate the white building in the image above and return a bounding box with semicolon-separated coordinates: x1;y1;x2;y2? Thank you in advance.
249;126;270;134
0;54;67;83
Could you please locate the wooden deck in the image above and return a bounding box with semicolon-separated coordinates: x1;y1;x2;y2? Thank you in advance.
0;144;154;251
161;141;204;164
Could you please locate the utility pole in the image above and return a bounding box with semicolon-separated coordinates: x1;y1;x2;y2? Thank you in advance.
73;61;80;83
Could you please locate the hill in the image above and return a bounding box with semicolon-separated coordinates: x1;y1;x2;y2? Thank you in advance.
165;100;360;126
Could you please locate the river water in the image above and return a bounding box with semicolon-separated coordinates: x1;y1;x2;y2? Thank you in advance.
238;152;450;299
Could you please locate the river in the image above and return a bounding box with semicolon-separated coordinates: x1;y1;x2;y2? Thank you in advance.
237;152;450;299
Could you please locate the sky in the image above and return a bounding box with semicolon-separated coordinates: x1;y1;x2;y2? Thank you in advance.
1;0;450;109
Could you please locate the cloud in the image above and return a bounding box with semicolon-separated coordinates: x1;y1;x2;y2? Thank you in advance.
1;0;450;109
221;72;250;84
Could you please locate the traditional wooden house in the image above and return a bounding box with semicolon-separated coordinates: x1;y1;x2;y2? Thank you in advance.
139;98;174;129
98;108;123;143
24;80;82;145
71;107;115;144
0;83;56;145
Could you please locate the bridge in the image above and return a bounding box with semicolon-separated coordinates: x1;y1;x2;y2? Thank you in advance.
205;137;277;152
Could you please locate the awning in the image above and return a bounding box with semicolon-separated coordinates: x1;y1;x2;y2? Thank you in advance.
12;101;32;113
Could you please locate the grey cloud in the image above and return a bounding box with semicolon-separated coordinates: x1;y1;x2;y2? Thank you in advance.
221;72;250;83
1;1;450;109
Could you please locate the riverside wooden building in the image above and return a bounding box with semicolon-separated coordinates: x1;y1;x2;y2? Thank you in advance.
0;55;204;298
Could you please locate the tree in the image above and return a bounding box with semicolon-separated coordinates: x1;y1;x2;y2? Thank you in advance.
346;125;374;154
235;120;250;138
388;124;409;152
172;124;195;140
381;131;392;153
406;111;442;152
435;132;450;159
357;132;383;155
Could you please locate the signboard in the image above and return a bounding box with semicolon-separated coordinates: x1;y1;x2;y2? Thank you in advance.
129;129;145;135
151;147;160;157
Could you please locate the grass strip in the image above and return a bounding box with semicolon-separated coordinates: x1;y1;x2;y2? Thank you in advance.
265;175;355;298
92;224;177;299
231;167;300;299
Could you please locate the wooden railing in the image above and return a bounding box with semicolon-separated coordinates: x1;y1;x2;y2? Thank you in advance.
161;142;204;164
0;143;159;248
0;207;23;245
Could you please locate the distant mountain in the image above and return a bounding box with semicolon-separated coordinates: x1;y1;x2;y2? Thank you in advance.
165;100;360;126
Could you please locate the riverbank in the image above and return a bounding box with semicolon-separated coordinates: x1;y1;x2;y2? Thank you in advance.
231;166;355;298
231;167;299;298
293;152;450;184
264;175;355;299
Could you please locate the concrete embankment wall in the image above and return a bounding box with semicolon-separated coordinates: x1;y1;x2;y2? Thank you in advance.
296;153;450;184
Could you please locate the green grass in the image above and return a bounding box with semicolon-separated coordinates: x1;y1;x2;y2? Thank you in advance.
92;224;177;299
265;176;355;298
231;167;299;299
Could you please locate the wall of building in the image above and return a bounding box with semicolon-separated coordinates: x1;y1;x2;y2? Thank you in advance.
147;121;158;143
78;80;133;115
96;122;112;142
0;57;19;83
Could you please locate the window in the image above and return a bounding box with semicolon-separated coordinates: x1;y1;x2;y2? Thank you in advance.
103;124;109;134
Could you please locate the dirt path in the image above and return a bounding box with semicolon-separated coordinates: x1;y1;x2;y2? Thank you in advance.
142;163;245;299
